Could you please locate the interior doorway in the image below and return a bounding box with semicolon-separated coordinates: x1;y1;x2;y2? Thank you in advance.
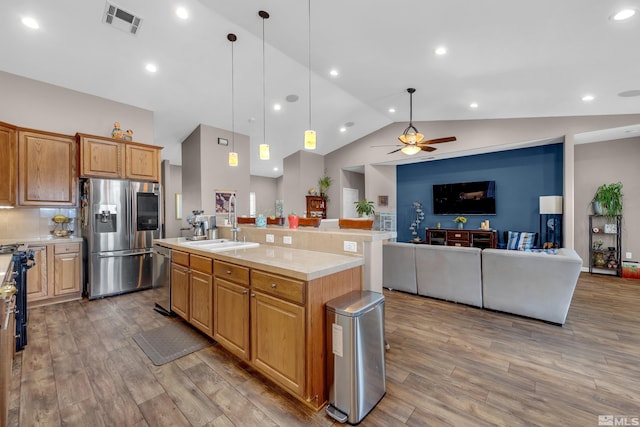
343;188;359;218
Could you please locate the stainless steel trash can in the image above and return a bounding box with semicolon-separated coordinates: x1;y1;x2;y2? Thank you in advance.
326;290;386;424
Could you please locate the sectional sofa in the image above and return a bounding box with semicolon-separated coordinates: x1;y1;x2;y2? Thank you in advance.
382;242;583;325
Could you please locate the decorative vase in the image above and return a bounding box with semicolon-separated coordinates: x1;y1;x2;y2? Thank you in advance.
593;252;606;268
592;201;603;215
256;215;267;228
457;222;464;230
288;215;299;229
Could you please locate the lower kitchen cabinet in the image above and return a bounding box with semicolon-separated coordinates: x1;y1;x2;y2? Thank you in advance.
53;243;81;296
189;254;213;337
170;251;190;319
251;290;305;397
27;242;82;306
213;260;250;360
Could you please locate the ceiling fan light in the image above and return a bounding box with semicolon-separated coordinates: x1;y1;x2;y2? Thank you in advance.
259;143;270;160
304;129;316;150
401;145;421;155
228;152;238;166
398;132;424;144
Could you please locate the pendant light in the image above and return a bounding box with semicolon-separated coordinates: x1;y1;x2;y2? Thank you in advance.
398;88;424;156
259;10;270;160
304;0;316;150
227;33;239;167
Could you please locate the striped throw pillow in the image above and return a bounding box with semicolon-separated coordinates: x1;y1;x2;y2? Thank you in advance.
506;231;536;250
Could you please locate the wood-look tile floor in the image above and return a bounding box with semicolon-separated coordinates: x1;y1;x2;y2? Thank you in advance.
9;273;640;426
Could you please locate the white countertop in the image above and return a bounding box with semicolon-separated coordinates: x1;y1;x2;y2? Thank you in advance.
155;237;364;281
0;236;83;246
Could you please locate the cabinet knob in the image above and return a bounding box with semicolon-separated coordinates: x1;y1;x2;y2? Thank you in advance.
271;283;277;288
250;293;255;298
242;289;248;294
226;270;232;274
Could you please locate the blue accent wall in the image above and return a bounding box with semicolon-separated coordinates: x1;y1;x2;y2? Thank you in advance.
396;143;564;244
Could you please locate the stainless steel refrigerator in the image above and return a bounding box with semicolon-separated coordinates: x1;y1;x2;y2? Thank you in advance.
80;178;162;299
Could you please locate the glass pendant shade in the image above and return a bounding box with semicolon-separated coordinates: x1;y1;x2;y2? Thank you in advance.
398;131;424;144
401;144;422;155
228;151;238;166
259;143;270;160
304;129;316;150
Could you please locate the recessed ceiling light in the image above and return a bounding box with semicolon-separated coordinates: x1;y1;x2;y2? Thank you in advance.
388;108;396;113
611;9;636;21
582;94;595;102
339;127;346;132
176;7;189;20
329;69;339;77
469;102;479;109
21;17;39;29
273;103;282;111
145;63;157;73
434;46;447;55
273;167;279;171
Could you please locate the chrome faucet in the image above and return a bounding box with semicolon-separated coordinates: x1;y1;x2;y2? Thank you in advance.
228;194;240;241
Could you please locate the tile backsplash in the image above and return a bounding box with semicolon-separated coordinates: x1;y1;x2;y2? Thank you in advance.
0;208;78;240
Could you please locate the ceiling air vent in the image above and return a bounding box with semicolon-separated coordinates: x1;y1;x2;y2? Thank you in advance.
103;2;142;35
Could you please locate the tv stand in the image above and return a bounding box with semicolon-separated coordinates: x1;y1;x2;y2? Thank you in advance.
425;228;497;249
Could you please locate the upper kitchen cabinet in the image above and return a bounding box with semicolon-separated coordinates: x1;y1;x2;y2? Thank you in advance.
77;133;162;182
0;122;17;206
18;129;77;207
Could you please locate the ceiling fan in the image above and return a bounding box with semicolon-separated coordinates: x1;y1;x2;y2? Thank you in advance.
377;88;457;155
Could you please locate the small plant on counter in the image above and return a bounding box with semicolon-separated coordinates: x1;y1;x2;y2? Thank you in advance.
354;198;375;218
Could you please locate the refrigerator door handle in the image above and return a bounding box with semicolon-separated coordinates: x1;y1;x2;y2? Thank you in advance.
97;250;153;258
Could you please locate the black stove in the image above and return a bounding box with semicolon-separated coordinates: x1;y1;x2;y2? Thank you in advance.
11;248;35;351
0;244;19;255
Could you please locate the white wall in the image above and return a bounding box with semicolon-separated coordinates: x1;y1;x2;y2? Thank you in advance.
0;70;154;143
250;175;279;216
282;150;324;217
162;161;183;238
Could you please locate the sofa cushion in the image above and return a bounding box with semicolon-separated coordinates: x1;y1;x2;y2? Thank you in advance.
506;231;536;250
383;242;417;294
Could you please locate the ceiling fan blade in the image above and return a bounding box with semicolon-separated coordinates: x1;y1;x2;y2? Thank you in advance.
387;148;403;154
420;146;437;152
371;144;402;148
419;136;457;145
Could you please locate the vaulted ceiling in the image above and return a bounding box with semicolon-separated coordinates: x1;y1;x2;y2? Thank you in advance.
2;1;639;177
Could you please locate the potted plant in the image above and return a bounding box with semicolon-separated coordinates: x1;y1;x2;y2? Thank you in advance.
288;212;299;229
318;171;332;198
354;198;375;218
454;216;467;230
592;182;623;218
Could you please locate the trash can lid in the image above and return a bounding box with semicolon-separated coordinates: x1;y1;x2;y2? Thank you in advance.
326;290;384;317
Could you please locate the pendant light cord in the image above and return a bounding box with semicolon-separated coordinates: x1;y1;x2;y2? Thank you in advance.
308;0;312;130
231;39;235;152
262;14;266;148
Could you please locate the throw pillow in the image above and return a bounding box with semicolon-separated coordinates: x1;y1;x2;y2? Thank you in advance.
506;231;536;250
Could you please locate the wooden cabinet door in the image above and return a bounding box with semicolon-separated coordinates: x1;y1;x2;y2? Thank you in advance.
26;245;49;302
171;262;190;319
190;270;213;337
251;291;305;397
18;130;77;206
214;277;250;360
53;252;80;296
0;122;16;206
79;135;125;178
126;144;160;182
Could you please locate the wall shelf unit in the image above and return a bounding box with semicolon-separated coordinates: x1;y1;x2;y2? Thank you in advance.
588;215;621;276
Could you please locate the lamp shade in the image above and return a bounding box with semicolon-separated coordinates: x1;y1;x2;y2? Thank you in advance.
304;129;316;150
398;132;424;144
401;144;421;155
228;152;238;167
539;195;563;214
259;143;270;160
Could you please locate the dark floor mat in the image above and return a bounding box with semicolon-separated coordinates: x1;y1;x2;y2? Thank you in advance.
133;322;213;365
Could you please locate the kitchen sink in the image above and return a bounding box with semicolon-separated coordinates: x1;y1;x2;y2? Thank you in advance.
182;239;259;251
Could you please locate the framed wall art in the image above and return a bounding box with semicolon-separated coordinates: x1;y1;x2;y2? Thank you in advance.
215;190;236;214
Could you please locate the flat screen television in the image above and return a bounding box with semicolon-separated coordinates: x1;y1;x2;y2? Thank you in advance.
433;181;496;215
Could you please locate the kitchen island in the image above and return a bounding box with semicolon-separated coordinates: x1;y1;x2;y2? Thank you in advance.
153;237;364;411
